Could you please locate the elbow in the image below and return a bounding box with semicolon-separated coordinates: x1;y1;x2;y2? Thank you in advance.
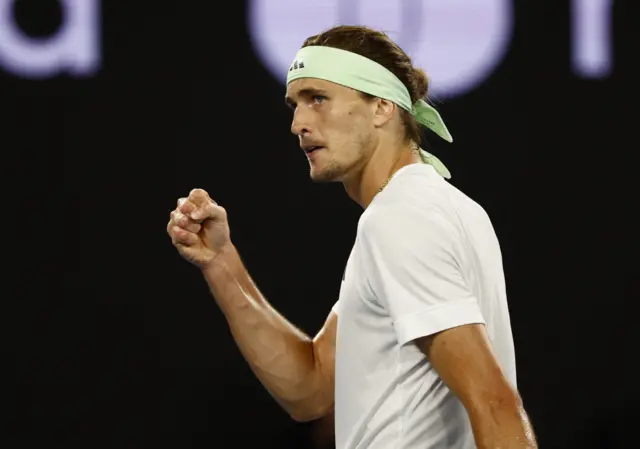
289;402;333;423
290;411;318;423
289;340;334;423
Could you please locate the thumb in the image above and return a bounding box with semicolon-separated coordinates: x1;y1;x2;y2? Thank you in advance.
191;201;223;223
199;203;227;227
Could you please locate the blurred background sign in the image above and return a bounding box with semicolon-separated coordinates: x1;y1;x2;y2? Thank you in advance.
248;0;514;99
12;0;632;448
0;0;101;78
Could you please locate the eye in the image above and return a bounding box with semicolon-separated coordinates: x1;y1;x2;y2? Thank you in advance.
312;95;326;104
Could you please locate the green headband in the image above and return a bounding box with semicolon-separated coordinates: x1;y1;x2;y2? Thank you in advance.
286;45;453;179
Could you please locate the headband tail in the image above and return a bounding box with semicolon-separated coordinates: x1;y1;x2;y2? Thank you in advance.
412;100;453;143
419;149;451;179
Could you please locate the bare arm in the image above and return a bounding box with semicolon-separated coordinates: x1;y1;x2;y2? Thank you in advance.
417;324;537;449
168;189;336;422
204;244;336;422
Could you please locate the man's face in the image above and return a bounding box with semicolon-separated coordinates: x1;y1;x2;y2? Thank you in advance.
286;78;376;183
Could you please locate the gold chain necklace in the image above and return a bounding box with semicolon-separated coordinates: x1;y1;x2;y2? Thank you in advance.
376;168;401;196
376;151;419;196
377;173;394;193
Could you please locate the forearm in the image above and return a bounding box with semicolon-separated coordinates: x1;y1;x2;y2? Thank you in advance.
202;244;327;420
468;395;537;449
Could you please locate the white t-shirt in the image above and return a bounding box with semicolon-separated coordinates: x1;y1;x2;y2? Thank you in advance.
333;163;517;449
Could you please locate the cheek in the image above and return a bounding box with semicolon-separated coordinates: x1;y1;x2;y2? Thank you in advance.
345;114;373;143
322;105;371;150
333;109;368;136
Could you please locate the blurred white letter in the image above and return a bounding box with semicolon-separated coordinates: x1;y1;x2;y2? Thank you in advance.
0;0;101;78
247;0;513;99
571;0;612;78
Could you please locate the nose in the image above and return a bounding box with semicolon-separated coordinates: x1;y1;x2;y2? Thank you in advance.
290;106;312;136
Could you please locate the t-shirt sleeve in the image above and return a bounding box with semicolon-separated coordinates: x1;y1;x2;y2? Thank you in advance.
359;204;485;346
331;299;342;315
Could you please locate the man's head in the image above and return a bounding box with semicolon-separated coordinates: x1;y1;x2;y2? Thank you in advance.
285;25;430;183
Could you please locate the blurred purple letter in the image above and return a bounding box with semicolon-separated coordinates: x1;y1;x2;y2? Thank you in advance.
248;0;513;99
0;0;101;79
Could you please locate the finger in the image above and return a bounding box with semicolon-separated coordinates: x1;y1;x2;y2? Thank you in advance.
171;226;199;246
192;202;224;222
178;198;197;215
178;202;207;223
188;189;210;207
172;211;201;233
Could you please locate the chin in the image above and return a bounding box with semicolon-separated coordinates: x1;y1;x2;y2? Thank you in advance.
309;164;346;183
309;170;337;183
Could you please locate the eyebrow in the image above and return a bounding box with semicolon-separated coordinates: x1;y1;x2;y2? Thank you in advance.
284;87;328;108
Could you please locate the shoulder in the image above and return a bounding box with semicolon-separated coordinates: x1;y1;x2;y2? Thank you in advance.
368;164;494;240
359;189;460;247
355;201;462;272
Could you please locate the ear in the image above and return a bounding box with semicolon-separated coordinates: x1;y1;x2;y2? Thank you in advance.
371;98;397;128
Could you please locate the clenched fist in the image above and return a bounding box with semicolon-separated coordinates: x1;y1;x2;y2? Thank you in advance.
167;189;231;269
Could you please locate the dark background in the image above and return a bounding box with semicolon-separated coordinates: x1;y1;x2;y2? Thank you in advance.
8;0;635;447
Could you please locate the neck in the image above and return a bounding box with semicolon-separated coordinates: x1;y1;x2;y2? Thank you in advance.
344;139;422;208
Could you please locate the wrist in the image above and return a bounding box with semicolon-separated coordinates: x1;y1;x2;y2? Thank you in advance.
201;242;238;279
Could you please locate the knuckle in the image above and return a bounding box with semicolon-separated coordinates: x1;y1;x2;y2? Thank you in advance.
179;201;192;213
189;188;206;198
202;205;215;219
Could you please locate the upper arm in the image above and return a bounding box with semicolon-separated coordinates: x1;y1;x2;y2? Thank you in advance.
309;310;337;416
313;310;337;381
310;313;338;441
416;324;519;410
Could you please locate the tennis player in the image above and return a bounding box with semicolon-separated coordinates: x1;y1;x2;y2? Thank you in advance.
168;25;537;449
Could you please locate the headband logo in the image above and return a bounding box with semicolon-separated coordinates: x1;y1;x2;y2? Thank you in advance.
289;59;305;71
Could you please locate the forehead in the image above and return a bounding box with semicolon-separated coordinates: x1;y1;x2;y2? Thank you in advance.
285;78;358;100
